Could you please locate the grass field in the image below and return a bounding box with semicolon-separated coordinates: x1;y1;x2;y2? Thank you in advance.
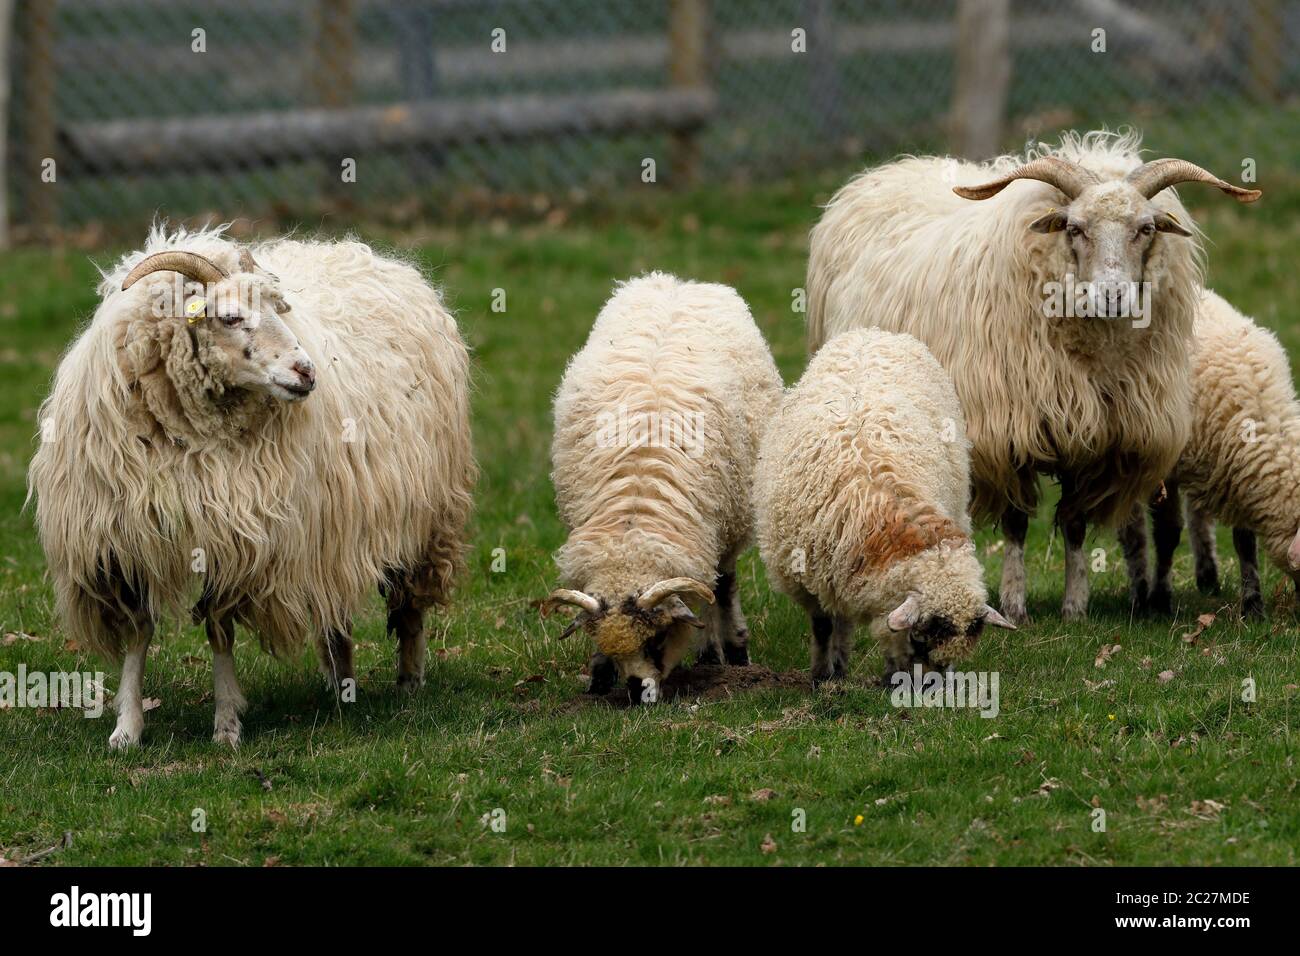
1;166;1298;866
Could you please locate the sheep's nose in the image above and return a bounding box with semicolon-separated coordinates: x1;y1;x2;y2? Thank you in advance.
293;359;316;390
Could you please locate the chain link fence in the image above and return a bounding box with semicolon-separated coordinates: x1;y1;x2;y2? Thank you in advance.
1;0;1296;244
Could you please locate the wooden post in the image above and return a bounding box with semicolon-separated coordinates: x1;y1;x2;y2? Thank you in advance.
669;0;708;185
1248;0;1281;103
0;0;14;248
313;0;355;201
19;0;57;235
805;0;840;139
951;0;1010;160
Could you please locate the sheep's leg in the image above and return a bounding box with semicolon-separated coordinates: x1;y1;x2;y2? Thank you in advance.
830;616;854;679
586;652;616;695
1059;507;1090;621
809;612;835;686
998;506;1031;625
1149;480;1183;614
1117;502;1150;613
1234;528;1263;619
207;612;246;748
108;626;153;750
317;626;355;695
389;598;427;691
1186;502;1220;596
713;563;750;665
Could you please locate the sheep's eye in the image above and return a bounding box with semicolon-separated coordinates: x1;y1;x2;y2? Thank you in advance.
1138;223;1156;238
1066;224;1084;239
217;313;243;327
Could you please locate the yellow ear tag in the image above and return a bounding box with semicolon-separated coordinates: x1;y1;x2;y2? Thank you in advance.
185;297;207;324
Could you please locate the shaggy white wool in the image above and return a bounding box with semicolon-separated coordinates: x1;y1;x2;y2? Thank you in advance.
1175;290;1300;570
755;328;989;666
806;130;1201;527
550;273;782;681
28;225;476;660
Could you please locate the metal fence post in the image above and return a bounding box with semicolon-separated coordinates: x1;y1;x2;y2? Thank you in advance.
314;0;356;201
0;0;14;248
669;0;709;185
1249;0;1281;103
951;0;1010;160
19;0;57;235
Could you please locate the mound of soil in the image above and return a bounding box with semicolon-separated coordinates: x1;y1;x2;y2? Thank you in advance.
587;663;812;707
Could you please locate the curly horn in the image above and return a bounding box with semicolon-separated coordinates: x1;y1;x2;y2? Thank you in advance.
953;156;1100;202
1126;158;1261;203
120;251;229;292
635;577;715;610
538;588;601;618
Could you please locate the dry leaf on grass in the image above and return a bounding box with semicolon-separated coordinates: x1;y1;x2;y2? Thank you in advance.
1181;612;1216;644
749;788;777;802
1157;670;1176;684
2;632;41;646
760;833;778;854
703;794;731;806
1094;644;1122;668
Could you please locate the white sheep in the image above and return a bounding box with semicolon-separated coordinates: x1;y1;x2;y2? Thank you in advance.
807;130;1260;623
755;328;1014;684
1119;290;1300;617
540;273;782;702
28;225;476;748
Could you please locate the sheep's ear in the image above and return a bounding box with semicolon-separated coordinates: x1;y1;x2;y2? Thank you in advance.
887;594;922;632
1154;212;1193;237
981;605;1017;630
1028;209;1067;234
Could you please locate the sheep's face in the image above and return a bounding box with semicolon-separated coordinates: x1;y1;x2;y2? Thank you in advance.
1029;182;1192;319
884;590;1014;669
188;277;317;402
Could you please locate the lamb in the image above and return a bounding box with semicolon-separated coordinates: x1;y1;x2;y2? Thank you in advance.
539;273;783;703
28;225;476;748
754;328;1014;684
1119;290;1300;618
806;130;1260;623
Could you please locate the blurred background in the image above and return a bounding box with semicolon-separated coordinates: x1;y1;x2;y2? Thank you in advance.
1;0;1296;246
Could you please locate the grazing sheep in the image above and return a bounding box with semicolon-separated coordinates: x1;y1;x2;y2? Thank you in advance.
755;328;1014;684
1119;291;1300;618
540;273;782;702
807;130;1260;623
28;225;475;748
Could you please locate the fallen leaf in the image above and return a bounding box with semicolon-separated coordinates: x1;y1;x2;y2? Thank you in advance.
142;697;161;712
1083;678;1115;692
760;833;778;854
703;794;731;806
1157;670;1176;684
1181;612;1216;644
1094;643;1122;668
749;788;777;802
1;632;41;646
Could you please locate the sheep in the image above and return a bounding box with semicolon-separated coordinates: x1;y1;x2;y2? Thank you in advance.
755;328;1014;684
807;130;1260;624
539;273;783;703
28;225;476;749
1119;291;1300;618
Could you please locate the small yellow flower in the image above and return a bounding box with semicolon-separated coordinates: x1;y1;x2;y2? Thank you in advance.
1108;714;1116;721
854;814;864;826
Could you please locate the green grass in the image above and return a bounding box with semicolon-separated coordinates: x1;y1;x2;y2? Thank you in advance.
1;167;1298;866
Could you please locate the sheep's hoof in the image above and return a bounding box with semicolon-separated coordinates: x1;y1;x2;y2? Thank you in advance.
1129;580;1150;613
1061;602;1088;623
1148;585;1173;616
108;724;142;751
1195;568;1220;596
212;721;242;749
695;644;723;666
723;642;750;666
396;673;425;693
1241;595;1265;620
1000;602;1030;627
